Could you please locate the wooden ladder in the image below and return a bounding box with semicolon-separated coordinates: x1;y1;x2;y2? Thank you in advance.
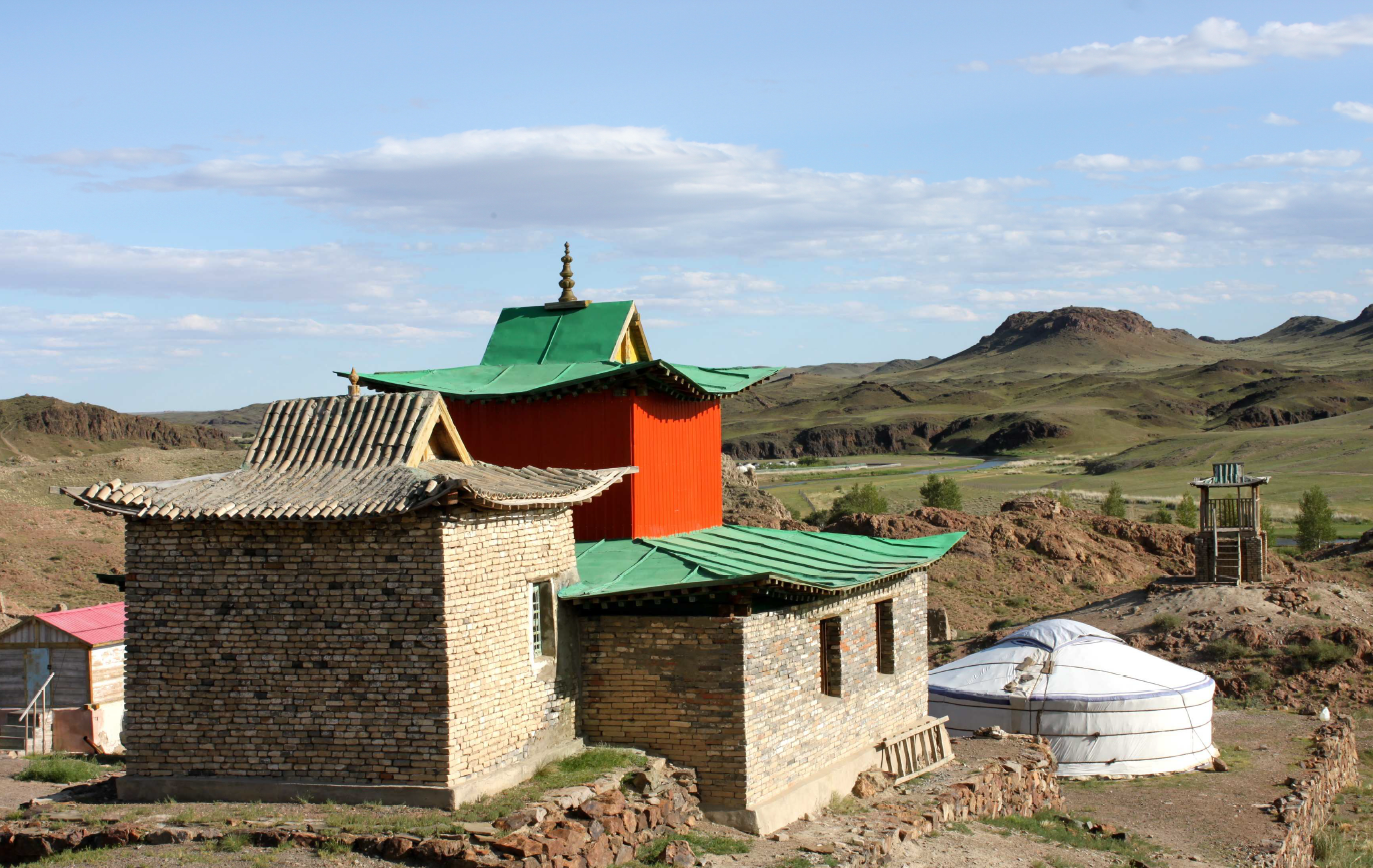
878;716;953;784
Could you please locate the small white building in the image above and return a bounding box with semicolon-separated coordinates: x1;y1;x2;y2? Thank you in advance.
0;602;125;754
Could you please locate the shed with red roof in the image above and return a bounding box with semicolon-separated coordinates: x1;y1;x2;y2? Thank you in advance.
0;601;125;754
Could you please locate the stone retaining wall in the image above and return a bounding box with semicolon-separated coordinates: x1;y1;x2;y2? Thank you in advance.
1252;715;1359;867
842;735;1063;866
0;759;703;867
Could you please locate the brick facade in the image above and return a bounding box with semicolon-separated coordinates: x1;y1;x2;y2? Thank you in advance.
122;506;575;791
578;572;929;813
741;576;928;807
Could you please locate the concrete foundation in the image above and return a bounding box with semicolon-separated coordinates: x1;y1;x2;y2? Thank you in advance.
703;743;885;836
118;735;585;810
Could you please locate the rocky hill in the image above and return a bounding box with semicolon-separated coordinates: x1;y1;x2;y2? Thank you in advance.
823;495;1233;631
723;305;1373;460
1;395;235;461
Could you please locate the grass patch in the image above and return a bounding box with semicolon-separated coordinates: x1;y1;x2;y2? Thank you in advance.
453;748;646;822
1204;637;1248;662
981;811;1161;866
1149;613;1182;634
216;833;249;852
988;618;1019;631
1286;638;1356;672
15;754;107;784
827;793;868;815
1314;826;1373;867
632;832;750;864
1219;744;1254;772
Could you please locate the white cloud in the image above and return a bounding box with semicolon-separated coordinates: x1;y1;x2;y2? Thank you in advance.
1023;15;1373;75
1334;101;1373;122
26;146;199;172
910;304;979;322
1262;112;1300;126
956;60;989;73
0;231;421;301
1232;149;1361;168
1052;153;1204;173
110;125;1041;258
1291;290;1359;306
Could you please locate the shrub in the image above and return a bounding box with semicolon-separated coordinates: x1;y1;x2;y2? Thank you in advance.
1175;492;1199;529
1101;483;1126;519
1056;491;1074;511
1296;486;1337;552
989;618;1018;631
1204;637;1247;661
15;754;105;784
920;475;964;510
829;483;889;520
1285;638;1355;672
1146;506;1174;524
216;833;249;852
1245;669;1276;692
1149;613;1182;634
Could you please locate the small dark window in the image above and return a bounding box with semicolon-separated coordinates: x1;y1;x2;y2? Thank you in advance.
876;600;895;674
531;582;555;658
819;617;842;697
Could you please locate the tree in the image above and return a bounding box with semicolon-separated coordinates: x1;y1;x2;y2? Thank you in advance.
1175;492;1199;529
1261;504;1276;549
829;482;889;520
1101;483;1127;519
1296;486;1337;552
919;474;963;510
1146;506;1174;524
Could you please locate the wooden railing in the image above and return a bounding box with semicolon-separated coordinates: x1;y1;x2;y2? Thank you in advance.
1202;498;1258;530
19;673;53;755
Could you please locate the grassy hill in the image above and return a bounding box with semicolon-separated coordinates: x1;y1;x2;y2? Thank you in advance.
724;305;1373;460
145;402;272;442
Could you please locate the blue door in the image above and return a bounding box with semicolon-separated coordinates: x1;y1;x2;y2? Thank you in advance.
24;648;49;705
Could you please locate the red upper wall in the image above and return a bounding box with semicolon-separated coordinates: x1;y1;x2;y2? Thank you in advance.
446;391;721;540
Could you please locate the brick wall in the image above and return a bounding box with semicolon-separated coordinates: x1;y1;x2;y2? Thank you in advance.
123;506;575;789
741;575;928;806
577;572;929;811
579;615;747;805
441;508;578;786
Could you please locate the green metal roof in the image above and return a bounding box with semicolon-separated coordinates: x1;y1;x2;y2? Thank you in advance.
351;360;777;400
564;525;966;601
481;301;636;366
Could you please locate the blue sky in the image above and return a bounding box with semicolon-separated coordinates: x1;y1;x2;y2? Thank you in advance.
4;2;1373;411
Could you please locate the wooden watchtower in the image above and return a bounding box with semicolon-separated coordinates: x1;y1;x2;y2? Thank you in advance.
1190;462;1270;583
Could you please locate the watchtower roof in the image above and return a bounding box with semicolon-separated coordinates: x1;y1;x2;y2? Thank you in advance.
1190;462;1270;488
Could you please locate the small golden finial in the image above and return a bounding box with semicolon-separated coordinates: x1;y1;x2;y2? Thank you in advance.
545;242;592;310
348;368;360;398
558;242;577;302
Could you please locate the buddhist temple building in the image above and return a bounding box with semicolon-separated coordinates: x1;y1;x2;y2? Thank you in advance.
350;244;776;540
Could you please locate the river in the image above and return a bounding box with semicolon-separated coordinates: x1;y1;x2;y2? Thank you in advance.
760;457;1011;491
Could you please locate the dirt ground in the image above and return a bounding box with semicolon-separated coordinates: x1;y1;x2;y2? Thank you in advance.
0;756;69;815
1059;709;1315;865
0;840;398;866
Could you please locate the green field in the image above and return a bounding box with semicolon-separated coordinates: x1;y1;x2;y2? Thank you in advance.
762;408;1373;526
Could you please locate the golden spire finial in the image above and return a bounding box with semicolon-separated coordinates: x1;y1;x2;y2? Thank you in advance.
545;242;592;310
348;368;360;398
557;242;577;303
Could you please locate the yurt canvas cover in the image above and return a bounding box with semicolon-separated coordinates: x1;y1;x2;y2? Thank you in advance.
928;619;1217;777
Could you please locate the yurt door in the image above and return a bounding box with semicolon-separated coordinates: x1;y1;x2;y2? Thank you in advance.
24;648;50;703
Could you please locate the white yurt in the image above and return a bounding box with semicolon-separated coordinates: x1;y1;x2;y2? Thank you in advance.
928;619;1218;778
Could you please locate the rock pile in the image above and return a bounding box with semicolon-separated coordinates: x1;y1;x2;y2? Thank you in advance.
0;759;703;867
720;454;806;530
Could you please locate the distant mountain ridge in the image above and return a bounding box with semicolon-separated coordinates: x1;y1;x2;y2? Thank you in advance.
722;304;1373;459
0;395;235;462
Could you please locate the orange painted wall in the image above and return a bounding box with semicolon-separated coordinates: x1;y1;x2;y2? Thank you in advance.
630;393;722;538
445;391;722;540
